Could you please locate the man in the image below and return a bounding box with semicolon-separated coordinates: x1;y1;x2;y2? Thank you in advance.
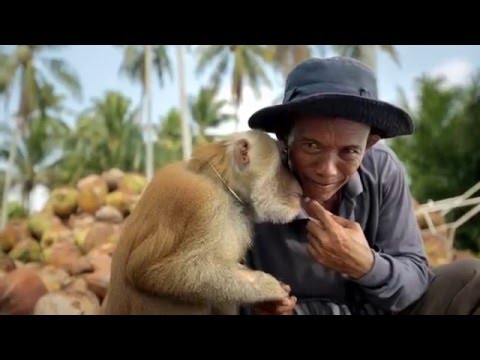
243;56;480;315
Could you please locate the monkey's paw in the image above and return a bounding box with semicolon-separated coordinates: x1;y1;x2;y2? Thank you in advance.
251;271;290;303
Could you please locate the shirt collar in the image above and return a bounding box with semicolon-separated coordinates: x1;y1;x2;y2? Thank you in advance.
343;171;363;200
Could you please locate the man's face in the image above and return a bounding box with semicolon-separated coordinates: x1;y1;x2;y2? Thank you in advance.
288;116;379;203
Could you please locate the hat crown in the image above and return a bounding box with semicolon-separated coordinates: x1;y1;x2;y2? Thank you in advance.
247;56;414;139
283;57;378;103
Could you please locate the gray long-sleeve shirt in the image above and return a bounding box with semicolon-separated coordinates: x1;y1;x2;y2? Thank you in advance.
244;141;435;315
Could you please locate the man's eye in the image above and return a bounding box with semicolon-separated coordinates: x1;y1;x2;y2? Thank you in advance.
344;148;360;156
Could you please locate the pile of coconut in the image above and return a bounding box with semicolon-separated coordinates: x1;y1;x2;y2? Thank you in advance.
0;168;147;315
1;170;478;315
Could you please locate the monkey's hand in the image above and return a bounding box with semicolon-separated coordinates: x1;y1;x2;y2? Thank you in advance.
236;267;290;303
253;293;298;315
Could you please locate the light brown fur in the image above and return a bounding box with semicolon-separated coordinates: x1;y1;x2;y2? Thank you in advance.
101;130;302;315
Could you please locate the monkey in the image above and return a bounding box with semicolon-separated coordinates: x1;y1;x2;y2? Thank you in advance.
101;130;303;315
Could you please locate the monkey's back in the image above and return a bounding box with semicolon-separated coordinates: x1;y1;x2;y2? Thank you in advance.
135;161;224;246
103;161;249;314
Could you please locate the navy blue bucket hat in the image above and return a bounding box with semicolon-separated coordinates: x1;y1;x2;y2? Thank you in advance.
248;56;414;140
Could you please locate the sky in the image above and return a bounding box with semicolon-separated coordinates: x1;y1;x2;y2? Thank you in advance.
3;45;480;211
6;45;480;135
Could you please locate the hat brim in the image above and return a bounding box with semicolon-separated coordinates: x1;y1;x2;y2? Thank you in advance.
248;93;414;139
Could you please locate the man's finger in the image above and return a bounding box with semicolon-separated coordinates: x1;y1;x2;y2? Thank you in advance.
254;303;279;314
276;298;297;314
255;297;290;310
277;296;296;308
307;242;324;265
306;200;335;230
307;233;324;255
254;296;297;315
257;307;292;315
306;219;328;241
329;214;354;228
256;308;275;315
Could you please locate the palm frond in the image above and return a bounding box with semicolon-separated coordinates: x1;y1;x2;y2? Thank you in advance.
118;45;144;84
379;45;401;66
243;48;271;98
19;62;38;122
0;53;17;94
195;46;228;75
152;45;173;87
210;53;230;91
43;58;82;100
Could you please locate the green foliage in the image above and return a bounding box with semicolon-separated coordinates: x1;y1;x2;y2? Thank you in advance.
155;108;183;167
389;71;480;251
188;86;236;143
195;45;271;108
2;45;82;124
7;201;27;219
118;45;173;89
0;81;71;209
264;45;326;78
57;91;145;184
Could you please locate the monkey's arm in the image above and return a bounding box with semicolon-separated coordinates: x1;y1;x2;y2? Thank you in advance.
125;240;288;305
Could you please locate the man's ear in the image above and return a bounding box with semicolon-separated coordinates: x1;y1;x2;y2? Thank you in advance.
366;134;381;149
233;138;250;170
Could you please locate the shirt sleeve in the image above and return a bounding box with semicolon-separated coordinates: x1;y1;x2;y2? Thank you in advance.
351;150;435;313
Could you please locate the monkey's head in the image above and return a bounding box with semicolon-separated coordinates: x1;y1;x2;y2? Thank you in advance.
224;130;303;223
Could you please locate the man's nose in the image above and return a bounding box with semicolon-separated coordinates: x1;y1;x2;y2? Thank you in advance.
314;154;338;178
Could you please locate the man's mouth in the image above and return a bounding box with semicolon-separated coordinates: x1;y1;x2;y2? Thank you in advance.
307;178;338;188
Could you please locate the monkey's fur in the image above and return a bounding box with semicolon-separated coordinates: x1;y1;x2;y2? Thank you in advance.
101;130;303;315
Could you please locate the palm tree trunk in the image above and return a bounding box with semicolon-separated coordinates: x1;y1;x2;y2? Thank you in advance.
144;45;154;181
135;89;144;125
176;45;192;160
22;178;33;213
234;104;240;132
1;116;20;230
359;45;377;73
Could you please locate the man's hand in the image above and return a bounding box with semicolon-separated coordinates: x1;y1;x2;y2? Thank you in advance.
253;283;297;315
304;199;374;279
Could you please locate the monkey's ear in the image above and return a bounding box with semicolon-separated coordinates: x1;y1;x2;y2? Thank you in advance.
233;138;250;169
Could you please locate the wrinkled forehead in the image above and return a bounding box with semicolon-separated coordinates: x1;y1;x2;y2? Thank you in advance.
291;116;371;142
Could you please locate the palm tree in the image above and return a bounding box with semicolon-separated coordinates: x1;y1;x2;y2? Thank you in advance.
117;45;173;179
59;91;144;184
188;86;236;145
0;49;13;116
330;45;400;73
144;45;154;180
195;45;271;131
176;45;192;161
0;50;14;227
0;45;81;229
155;108;183;167
118;45;172;100
264;45;327;78
0;81;70;211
